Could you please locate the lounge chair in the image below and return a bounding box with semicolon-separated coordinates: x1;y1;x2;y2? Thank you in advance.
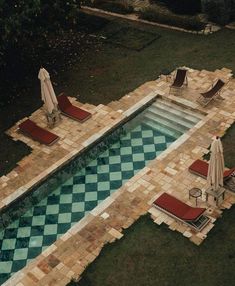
19;119;59;145
153;192;210;231
57;93;92;122
189;159;235;181
169;69;188;94
197;79;225;107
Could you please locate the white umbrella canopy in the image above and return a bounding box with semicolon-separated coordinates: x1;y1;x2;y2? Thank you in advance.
207;136;225;191
38;67;58;114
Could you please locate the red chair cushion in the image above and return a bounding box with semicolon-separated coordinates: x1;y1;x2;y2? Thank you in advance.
189;159;235;180
65;105;91;121
19;119;37;133
224;168;235;179
188;159;208;177
154;193;205;221
57;94;91;122
57;94;72;111
30;126;59;145
19;119;59;145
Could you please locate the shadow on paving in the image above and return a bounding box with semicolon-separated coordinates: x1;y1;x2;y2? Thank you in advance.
68;208;235;286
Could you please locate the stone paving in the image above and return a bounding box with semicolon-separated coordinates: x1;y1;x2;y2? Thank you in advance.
2;67;235;285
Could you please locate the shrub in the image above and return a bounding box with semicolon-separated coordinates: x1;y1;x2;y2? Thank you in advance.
0;0;81;69
153;0;202;15
202;0;233;25
139;6;206;31
90;0;134;14
232;1;235;20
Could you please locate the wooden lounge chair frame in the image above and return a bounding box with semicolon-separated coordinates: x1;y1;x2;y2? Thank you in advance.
153;193;210;232
169;69;188;95
197;79;225;107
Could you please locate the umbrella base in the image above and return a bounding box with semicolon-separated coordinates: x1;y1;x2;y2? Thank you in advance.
205;187;225;207
46;109;62;128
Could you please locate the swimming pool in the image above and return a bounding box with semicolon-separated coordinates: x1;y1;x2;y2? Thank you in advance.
0;99;203;284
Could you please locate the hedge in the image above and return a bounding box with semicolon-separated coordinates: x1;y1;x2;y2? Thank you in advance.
202;0;235;25
86;0;134;14
157;0;202;15
139;6;206;31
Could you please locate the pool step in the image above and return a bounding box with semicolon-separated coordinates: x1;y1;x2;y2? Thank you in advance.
147;107;193;130
143;99;203;138
144;113;185;138
154;99;204;123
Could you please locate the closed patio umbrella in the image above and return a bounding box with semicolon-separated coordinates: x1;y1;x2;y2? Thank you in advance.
38;67;58;114
38;67;61;127
207;136;225;191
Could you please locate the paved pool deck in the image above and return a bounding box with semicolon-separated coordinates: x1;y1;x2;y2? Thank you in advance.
2;67;235;285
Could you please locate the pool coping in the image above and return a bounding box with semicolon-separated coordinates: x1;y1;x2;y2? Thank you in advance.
2;67;235;286
2;92;213;286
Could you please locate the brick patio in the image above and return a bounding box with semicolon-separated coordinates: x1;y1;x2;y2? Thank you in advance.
2;67;235;286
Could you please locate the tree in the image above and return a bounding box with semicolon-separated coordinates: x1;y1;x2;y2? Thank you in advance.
0;0;81;67
201;0;234;25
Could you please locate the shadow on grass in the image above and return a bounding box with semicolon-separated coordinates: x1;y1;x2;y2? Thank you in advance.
203;123;235;169
222;124;235;168
0;134;32;177
105;27;161;51
68;208;235;286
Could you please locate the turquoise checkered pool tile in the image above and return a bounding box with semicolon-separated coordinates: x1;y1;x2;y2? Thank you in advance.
0;123;176;284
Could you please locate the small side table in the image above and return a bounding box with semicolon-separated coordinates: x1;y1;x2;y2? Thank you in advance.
189;188;202;206
205;188;225;206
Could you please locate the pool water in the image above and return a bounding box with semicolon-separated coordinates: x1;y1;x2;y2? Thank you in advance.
0;116;177;284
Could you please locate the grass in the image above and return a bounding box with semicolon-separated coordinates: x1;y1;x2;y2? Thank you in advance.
68;209;235;286
203;123;235;168
105;27;161;51
1;13;235;174
221;124;235;168
64;21;235;106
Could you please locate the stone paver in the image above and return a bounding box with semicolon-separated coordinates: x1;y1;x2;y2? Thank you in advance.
2;67;235;286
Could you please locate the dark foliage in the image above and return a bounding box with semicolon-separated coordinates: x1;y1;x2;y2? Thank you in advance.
202;0;235;25
85;0;134;14
0;0;80;107
0;0;80;61
139;7;205;31
154;0;202;15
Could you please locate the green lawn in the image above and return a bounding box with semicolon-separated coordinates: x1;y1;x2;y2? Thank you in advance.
63;20;235;106
222;124;235;168
69;209;235;286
